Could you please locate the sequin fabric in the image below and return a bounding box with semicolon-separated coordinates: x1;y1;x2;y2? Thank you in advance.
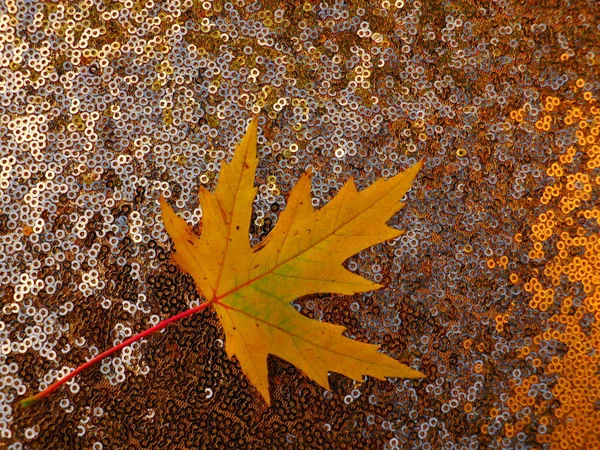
1;0;599;448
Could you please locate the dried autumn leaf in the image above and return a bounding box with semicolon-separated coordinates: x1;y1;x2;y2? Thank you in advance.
160;116;424;404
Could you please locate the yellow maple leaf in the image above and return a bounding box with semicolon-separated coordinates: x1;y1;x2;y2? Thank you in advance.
159;116;424;404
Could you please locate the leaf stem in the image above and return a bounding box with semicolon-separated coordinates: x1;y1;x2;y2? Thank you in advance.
19;300;212;408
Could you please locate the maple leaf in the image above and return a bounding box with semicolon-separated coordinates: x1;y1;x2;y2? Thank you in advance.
159;116;424;404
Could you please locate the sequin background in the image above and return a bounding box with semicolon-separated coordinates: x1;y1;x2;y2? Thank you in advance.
1;0;599;448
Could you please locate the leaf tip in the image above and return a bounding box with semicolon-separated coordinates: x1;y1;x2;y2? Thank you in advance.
247;114;259;135
410;158;425;173
409;368;426;379
372;282;386;291
258;388;271;406
158;193;168;208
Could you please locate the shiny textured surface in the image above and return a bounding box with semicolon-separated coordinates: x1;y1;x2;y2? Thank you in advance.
1;0;599;448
